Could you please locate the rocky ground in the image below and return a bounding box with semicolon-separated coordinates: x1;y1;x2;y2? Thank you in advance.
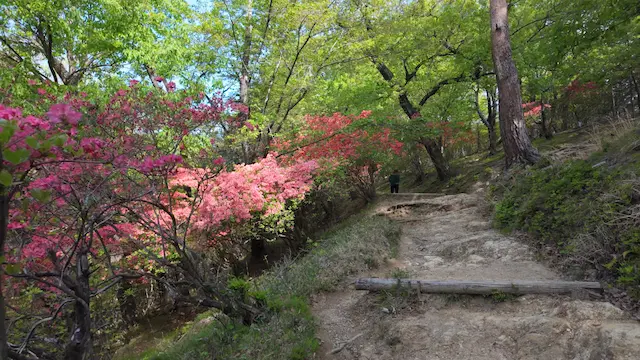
312;191;640;360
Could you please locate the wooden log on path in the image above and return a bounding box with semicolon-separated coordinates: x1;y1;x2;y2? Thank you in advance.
354;278;601;295
388;193;445;197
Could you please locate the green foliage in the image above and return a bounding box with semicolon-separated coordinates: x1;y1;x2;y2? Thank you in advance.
487;290;517;303
389;268;410;279
258;215;401;297
3;148;30;165
0;0;193;86
495;160;621;242
0;169;12;186
133;295;317;360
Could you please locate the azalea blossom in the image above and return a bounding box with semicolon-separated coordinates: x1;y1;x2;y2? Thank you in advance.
47;103;82;125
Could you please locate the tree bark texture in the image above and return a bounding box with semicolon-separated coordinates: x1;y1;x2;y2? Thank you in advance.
410;152;426;184
64;251;92;360
355;278;601;295
540;97;553;139
486;89;498;154
475;87;498;154
490;0;540;168
420;138;450;181
631;73;640;114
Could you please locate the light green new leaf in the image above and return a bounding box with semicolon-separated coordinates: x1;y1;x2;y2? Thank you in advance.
0;170;12;186
3;149;31;165
30;188;52;203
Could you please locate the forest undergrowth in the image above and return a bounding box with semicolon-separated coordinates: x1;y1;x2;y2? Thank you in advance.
493;117;640;316
115;215;400;360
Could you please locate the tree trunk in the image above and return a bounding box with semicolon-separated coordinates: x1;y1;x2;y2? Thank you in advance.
366;162;377;201
239;0;253;107
474;86;498;155
631;73;640;114
629;77;635;118
0;185;8;359
562;111;570;131
490;0;540;168
239;0;254;164
250;238;266;260
487;124;497;154
487;88;498;154
354;278;601;295
64;252;92;360
420;138;450;181
540;98;553;139
410;152;425;184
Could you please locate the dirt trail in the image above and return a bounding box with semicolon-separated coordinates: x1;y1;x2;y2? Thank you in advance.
312;190;640;360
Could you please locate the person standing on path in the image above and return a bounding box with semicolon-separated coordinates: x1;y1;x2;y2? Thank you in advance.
389;170;400;193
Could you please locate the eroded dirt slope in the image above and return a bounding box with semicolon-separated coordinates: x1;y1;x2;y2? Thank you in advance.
312;191;640;360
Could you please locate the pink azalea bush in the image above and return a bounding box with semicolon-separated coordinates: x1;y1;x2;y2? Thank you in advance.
273;111;402;201
1;82;317;358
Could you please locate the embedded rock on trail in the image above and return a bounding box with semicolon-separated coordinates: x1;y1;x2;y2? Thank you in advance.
312;191;640;360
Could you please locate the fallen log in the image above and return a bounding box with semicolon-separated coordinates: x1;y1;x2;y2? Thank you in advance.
354;278;601;295
388;193;445;197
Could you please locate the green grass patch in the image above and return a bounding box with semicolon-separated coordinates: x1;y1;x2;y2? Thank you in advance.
532;130;589;152
116;214;401;360
486;290;518;303
388;267;411;279
410;151;504;195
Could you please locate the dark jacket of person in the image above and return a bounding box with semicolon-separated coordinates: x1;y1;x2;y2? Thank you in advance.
389;174;400;185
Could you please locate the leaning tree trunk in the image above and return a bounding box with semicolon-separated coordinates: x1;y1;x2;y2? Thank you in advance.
420;137;450;181
410;152;426;184
490;0;540;168
398;92;452;181
371;59;453;180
